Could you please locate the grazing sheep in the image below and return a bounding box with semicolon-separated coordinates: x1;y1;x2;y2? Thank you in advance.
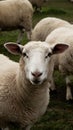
0;41;68;130
31;17;70;41
0;0;33;43
45;27;73;101
29;0;48;11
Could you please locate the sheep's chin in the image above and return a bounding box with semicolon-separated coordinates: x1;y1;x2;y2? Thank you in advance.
30;80;43;86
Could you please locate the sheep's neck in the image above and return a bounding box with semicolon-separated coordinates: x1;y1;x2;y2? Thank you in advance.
18;77;49;124
17;68;48;103
13;64;49;126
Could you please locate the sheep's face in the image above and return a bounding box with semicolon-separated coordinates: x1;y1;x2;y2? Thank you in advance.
4;41;68;85
22;42;52;85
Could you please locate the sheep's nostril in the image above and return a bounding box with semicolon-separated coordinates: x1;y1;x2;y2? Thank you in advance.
31;71;42;77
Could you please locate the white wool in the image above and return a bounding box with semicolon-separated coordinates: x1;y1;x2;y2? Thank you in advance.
0;0;33;43
0;40;68;130
0;41;52;130
31;17;71;41
0;40;68;129
45;27;73;100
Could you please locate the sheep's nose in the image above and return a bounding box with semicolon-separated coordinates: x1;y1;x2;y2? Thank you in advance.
31;71;43;78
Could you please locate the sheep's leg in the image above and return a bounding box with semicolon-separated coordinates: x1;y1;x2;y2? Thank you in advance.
26;31;32;41
17;29;31;44
50;76;56;91
66;76;73;100
17;29;25;44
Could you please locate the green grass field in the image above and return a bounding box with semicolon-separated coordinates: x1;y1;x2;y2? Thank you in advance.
1;0;73;129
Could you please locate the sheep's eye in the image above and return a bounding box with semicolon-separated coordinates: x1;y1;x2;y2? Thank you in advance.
23;53;28;58
45;52;52;58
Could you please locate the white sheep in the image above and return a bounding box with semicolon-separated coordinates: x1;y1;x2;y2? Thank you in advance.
0;0;33;43
31;17;71;41
29;0;48;11
45;27;73;101
0;41;68;130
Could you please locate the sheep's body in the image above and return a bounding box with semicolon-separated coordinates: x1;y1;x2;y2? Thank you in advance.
0;55;49;129
31;17;71;41
0;41;68;130
0;0;33;43
45;27;73;100
0;42;51;130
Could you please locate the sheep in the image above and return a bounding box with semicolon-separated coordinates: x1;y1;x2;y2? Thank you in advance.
0;41;68;130
31;17;71;41
45;27;73;101
29;0;48;11
0;0;33;43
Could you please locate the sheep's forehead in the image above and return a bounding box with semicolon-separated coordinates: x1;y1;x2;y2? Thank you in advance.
23;41;51;53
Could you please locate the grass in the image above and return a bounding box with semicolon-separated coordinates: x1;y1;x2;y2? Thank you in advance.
1;0;73;129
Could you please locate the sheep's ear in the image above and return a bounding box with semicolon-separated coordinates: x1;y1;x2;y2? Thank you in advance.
52;43;69;54
4;42;23;55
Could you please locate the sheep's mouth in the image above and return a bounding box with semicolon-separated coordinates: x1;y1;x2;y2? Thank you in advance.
31;79;42;85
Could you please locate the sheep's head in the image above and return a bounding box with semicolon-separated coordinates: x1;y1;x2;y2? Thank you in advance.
4;41;68;85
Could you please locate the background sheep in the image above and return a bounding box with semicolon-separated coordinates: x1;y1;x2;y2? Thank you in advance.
31;17;71;41
0;41;68;130
29;0;48;11
0;0;33;43
45;27;73;101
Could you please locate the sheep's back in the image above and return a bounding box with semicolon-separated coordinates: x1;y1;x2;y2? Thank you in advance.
45;27;73;45
31;18;70;41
